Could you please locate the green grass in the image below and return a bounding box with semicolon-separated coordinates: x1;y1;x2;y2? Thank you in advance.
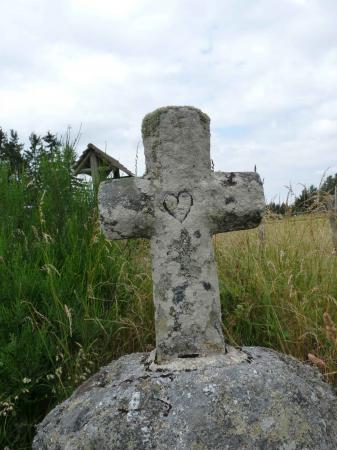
0;160;154;448
0;158;336;448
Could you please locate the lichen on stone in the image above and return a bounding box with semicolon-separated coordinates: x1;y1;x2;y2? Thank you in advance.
141;106;210;138
33;347;337;450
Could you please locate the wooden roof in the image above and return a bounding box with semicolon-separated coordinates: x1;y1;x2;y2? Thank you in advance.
73;143;134;177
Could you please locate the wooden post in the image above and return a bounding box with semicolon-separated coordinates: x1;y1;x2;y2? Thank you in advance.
330;186;337;254
90;151;99;188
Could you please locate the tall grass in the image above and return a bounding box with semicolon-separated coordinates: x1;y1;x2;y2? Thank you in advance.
215;215;337;383
0;156;336;448
0;158;153;449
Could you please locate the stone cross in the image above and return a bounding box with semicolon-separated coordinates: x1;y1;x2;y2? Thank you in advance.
99;106;265;363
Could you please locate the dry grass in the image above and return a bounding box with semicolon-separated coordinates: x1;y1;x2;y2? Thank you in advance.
214;214;337;385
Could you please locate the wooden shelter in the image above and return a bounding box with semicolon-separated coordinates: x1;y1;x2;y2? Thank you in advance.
73;143;134;185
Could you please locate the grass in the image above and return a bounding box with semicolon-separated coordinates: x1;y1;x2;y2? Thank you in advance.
215;215;337;382
0;157;336;448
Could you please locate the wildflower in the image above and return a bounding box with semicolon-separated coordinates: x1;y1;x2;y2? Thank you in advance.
22;377;31;384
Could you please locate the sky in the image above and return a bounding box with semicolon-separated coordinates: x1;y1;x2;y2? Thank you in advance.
1;0;337;202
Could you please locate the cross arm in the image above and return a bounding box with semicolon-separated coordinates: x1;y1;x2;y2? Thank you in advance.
207;172;265;235
98;177;154;240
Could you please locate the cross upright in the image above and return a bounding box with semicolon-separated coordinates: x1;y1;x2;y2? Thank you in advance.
99;106;265;363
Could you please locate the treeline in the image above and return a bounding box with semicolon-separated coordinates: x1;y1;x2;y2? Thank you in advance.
0;127;84;245
0;126;77;183
269;175;337;215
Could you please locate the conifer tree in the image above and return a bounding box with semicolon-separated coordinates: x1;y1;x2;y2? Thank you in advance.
0;127;8;162
43;131;61;158
321;174;337;194
25;133;44;179
0;129;24;177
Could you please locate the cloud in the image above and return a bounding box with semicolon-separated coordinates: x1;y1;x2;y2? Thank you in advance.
0;0;336;201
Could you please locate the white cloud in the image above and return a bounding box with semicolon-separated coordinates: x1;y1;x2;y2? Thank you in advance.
0;0;336;201
70;0;148;18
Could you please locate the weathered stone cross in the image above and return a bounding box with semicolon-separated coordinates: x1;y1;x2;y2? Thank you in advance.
99;106;265;363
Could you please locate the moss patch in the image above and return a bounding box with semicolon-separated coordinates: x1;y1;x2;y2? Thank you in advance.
141;106;210;138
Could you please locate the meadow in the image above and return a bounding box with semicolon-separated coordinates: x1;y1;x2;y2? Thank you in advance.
0;154;336;449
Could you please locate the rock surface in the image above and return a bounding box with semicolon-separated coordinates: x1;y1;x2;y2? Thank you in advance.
33;346;337;450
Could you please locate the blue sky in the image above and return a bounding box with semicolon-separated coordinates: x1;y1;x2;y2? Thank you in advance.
1;0;337;201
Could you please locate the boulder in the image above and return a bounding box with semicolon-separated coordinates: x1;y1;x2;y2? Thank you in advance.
33;347;337;450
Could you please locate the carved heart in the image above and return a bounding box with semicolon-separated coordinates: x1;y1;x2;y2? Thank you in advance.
163;191;193;223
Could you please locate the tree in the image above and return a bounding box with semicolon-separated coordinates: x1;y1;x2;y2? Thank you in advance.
0;129;24;177
43;131;61;158
268;201;288;215
24;133;45;180
0;128;8;163
293;185;317;213
321;174;337;194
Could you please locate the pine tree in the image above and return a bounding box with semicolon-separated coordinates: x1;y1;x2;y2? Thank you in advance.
43;131;61;158
1;129;24;177
0;127;8;163
321;174;337;194
24;133;44;179
294;185;318;213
